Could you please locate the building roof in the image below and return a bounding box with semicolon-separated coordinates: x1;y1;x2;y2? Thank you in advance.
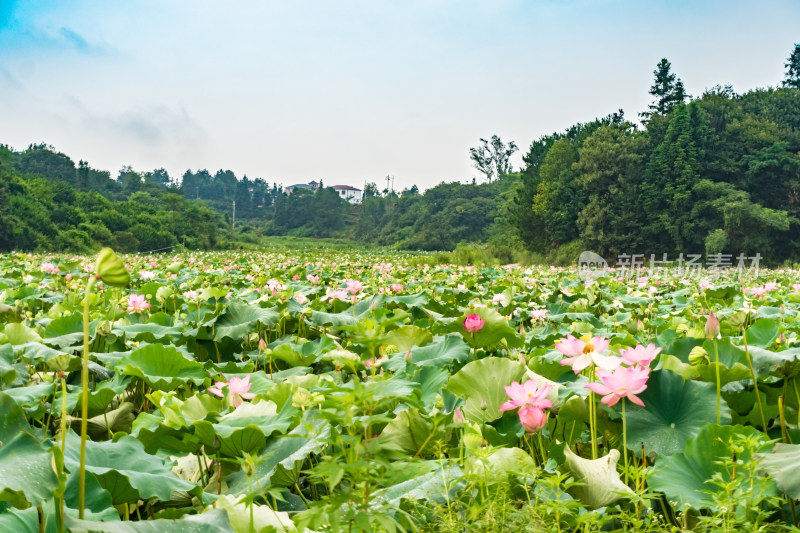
287;183;314;189
332;185;361;191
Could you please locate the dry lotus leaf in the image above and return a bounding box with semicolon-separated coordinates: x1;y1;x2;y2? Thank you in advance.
562;445;633;508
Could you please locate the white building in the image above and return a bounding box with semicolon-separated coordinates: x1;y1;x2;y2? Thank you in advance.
332;185;363;204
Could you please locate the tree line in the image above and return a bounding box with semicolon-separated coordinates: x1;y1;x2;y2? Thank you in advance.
512;49;800;263
1;44;799;263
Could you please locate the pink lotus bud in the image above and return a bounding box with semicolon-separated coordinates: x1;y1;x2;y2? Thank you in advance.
637;319;644;331
518;407;548;433
258;337;267;351
453;407;465;423
463;313;485;333
405;350;412;363
705;312;720;339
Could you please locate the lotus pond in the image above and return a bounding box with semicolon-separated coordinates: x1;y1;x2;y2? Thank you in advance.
1;249;800;532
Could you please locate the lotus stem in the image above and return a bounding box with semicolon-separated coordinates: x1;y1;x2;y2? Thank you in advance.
779;396;792;444
588;370;598;459
712;339;721;425
622;398;627;485
793;378;800;428
78;274;96;519
741;329;767;434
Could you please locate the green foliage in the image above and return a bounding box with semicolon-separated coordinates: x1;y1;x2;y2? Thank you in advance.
0;146;224;253
512;83;800;264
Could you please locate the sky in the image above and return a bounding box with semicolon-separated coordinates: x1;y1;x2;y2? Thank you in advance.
1;0;799;192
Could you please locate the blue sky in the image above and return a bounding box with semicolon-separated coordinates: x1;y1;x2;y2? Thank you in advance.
1;0;799;190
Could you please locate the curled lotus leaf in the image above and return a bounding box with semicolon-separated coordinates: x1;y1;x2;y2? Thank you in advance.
562;445;633;508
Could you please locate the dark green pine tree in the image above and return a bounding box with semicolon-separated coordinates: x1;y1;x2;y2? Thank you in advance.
640;103;700;251
640;58;688;120
782;43;800;89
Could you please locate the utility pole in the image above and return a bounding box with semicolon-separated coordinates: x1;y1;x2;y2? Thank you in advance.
391;176;395;194
385;175;390;195
232;199;236;230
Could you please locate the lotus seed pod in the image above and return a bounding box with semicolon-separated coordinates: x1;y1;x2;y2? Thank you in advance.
292;387;313;409
676;324;688;337
689;346;709;366
96;320;112;337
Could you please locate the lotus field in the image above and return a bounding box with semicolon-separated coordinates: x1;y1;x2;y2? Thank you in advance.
3;248;800;532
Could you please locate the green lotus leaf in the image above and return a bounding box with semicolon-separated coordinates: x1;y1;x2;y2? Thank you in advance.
130;412;202;455
310;309;358;328
66;401;135;440
3;322;42;345
383;325;433;352
213;303;280;340
745;318;780;348
63;432;199;505
378;407;446;457
446;356;527;424
0;345;17;387
648;424;776;511
625;369;730;457
192;400;296;457
207;494;295;533
371;465;464;508
117;343;206;391
115;323;182;342
457;307;522;349
226;416;330;494
43;312;98;348
562;446;633;508
758;442;800;499
384;333;470;372
66;509;233;532
0;432;59;509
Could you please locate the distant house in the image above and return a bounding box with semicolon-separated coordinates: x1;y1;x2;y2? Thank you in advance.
285;181;363;205
332;185;362;204
285;180;320;194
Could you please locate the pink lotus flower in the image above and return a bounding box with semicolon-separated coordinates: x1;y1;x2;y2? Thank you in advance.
792;283;800;292
555;335;619;374
530;309;548;322
345;280;363;295
463;313;484;333
585;365;650;407
183;290;199;299
620;343;661;368
499;380;552;412
295;293;309;304
390;283;403;293
307;274;320;284
126;293;151;313
208;374;256;408
324;288;349;302
498;380;552;434
41;262;59;274
518;406;549;433
139;270;156;280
